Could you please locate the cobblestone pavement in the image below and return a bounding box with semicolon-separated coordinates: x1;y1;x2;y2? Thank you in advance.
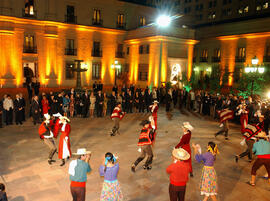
0;108;270;201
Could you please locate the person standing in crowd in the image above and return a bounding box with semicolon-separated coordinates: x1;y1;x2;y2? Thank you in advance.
149;100;159;129
0;183;8;201
98;81;103;91
0;99;3;128
121;91;126;112
70;94;75;118
81;90;90;118
26;81;33;102
166;148;190;201
56;92;64;114
33;78;40;96
69;148;91;201
42;95;50;116
192;142;219;201
38;114;57;165
63;94;70;117
125;90;133;113
19;93;26;121
14;94;23;125
93;81;98;93
134;91;140;113
139;91;145;113
152;87;158;102
165;89;173;118
56;116;72;166
172;88;178;108
31;95;40;125
103;93;108;117
49;95;58;115
75;94;82;117
145;88;152;113
131;119;156;172
117;93;122;105
96;90;104;117
175;122;194;177
110;91;117;115
247;131;270;186
69;88;76;98
89;92;96;118
3;95;14;125
190;90;195;111
99;152;123;201
110;103;125;136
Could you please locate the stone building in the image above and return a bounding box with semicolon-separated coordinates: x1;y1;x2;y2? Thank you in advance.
0;0;195;88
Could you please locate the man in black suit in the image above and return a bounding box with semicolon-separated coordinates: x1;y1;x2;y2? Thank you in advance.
31;95;40;125
110;91;117;114
96;90;104;117
81;90;90;118
19;93;26;121
125;90;133;113
14;94;23;125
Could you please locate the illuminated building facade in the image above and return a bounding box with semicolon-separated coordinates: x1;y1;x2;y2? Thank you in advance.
179;0;270;86
0;0;195;88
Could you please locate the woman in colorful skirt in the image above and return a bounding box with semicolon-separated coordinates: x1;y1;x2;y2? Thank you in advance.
192;142;219;201
99;152;123;201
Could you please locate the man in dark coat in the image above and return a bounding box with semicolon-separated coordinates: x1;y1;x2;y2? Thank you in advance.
19;93;26;121
31;95;40;125
145;88;152;113
112;85;118;94
14;94;23;125
110;91;117;114
125;90;133;113
81;90;90;118
96;90;104;117
139;91;145;113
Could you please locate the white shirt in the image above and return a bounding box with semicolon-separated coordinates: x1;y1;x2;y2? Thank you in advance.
3;98;14;110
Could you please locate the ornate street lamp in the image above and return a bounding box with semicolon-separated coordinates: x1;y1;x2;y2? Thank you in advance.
70;60;88;89
244;56;265;96
111;60;121;85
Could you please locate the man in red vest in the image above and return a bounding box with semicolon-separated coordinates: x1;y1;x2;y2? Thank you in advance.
110;102;125;136
131;118;156;172
38;113;57;165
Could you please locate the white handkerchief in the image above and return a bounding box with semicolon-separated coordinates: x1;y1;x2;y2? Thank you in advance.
240;139;246;146
68;160;78;176
138;148;142;152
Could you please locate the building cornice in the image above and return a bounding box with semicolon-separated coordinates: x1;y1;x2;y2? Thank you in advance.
125;35;198;44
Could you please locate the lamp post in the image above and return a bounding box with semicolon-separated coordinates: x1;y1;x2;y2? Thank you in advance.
156;15;171;87
111;60;121;86
244;56;264;97
70;60;88;89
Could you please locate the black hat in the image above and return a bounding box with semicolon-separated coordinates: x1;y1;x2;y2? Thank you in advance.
116;102;121;105
140;120;150;126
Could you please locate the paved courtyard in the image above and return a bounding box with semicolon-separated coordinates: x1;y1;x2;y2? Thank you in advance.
0;108;270;201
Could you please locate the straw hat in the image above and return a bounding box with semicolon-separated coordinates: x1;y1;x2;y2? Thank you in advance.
172;148;190;161
255;131;268;138
53;113;62;117
153;100;159;104
60;116;70;122
73;148;91;155
182;122;194;131
44;113;50;120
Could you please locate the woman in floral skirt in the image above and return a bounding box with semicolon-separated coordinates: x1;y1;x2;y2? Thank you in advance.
99;152;123;201
192;142;218;201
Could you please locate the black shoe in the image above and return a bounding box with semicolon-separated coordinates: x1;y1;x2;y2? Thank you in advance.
48;159;56;165
190;173;194;177
225;137;229;140
143;165;147;169
248;159;252;163
60;159;65;166
131;164;136;172
146;166;152;170
235;156;239;163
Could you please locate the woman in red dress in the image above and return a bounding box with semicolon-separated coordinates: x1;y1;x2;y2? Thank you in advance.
41;95;50;115
175;122;194;177
55;116;72;166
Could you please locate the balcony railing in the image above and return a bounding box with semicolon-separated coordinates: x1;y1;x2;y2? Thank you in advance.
65;48;77;56
92;18;103;26
65;15;77;24
263;56;270;62
116;22;126;29
235;56;246;63
212;56;221;63
116;52;125;58
200;57;208;62
92;50;102;57
22;9;37;18
23;46;37;54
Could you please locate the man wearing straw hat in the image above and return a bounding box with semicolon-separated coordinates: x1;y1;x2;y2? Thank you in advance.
69;148;92;201
247;131;270;186
166;148;190;201
38;113;57;165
